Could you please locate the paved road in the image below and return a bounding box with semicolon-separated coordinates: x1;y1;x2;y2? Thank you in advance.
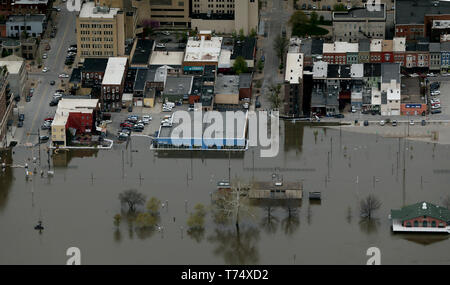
258;0;293;110
13;3;76;145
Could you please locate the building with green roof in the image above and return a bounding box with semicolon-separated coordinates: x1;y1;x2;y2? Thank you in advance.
390;202;450;233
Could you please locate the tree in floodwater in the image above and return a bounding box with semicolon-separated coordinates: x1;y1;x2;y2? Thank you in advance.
187;203;207;242
146;197;161;216
212;178;254;233
260;202;279;234
281;200;300;235
360;194;382;219
113;214;122;228
207;225;260;265
119;189;146;212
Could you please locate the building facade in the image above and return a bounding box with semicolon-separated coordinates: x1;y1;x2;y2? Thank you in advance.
101;57;128;111
76;3;125;59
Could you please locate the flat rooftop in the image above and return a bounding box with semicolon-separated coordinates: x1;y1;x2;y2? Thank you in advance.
215;75;239;94
52;99;99;126
184;36;223;63
396;0;450;25
333;4;385;20
102;57;127;85
79;3;119;19
150;51;184;66
401;77;424;104
285;53;303;84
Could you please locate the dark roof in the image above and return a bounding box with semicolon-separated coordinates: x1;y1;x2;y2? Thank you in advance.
133;68;148;91
441;41;450;51
82;58;108;73
395;0;450;25
391;202;450;222
364;63;381;77
311;39;324;55
131;39;154;65
164;76;193;95
231;37;256;60
406;41;430;51
359;39;371;52
69;68;81;83
327;65;351;78
191;76;203;96
429;42;441;52
381;63;400;83
203;65;216;76
239;73;252;89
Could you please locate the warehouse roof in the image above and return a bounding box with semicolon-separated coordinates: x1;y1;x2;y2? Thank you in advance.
102;57;128;85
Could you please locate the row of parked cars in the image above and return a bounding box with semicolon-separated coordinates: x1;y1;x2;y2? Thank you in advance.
429;82;442;114
49;89;65;106
65;45;77;66
118;115;152;140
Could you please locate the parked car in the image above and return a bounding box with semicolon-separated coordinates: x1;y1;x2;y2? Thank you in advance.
49;99;59;106
421;120;427;126
50;80;55;85
26;96;31;102
156;43;166;48
128;105;133;112
409;120;415;125
380;120;385;126
19;114;25;121
431;109;442;114
142;115;152;123
42;67;49;72
59;73;69;78
42;53;48;59
17;121;23;128
363;120;369;126
392;120;398;126
161;31;170;36
431;90;440;96
39;135;49;142
120;122;133;128
334;114;344;118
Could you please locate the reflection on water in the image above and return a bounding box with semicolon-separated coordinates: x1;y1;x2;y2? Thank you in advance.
1;121;450;264
208;225;260;265
0;149;12;211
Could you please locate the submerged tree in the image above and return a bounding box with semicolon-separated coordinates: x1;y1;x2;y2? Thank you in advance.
119;189;146;212
187;203;207;242
260;203;279;234
360;194;382;219
146;197;161;216
113;213;122;228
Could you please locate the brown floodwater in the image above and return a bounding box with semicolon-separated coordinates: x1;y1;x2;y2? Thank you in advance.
0;122;450;264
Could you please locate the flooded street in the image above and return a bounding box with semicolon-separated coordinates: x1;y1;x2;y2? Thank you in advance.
1;122;450;265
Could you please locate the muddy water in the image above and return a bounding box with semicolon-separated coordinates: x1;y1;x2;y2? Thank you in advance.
0;122;450;264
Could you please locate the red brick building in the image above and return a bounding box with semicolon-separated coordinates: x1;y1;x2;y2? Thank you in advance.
11;0;52;15
0;0;13;16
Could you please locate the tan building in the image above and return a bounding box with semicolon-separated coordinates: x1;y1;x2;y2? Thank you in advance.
76;2;126;59
148;0;190;27
191;0;258;35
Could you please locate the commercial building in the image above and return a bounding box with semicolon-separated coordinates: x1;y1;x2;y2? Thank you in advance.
129;38;154;68
395;0;450;41
10;0;52;16
400;77;427;116
230;37;256;70
391;202;450;233
153;111;248;150
51;99;100;147
284;51;304;116
101;57;128;111
191;0;258;35
214;75;240;108
380;63;401;116
162;75;193;102
148;0;190;27
332;4;386;42
183;31;223;73
76;2;125;58
0;55;26;99
6;14;46;38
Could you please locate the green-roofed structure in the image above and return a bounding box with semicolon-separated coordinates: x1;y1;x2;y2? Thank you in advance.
390;202;450;233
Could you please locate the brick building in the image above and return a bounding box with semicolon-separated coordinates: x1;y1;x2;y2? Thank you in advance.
101;57;128;111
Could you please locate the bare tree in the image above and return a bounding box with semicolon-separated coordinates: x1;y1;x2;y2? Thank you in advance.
119;189;146;212
212;178;253;234
273;34;289;65
360;194;382;219
268;83;283;110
